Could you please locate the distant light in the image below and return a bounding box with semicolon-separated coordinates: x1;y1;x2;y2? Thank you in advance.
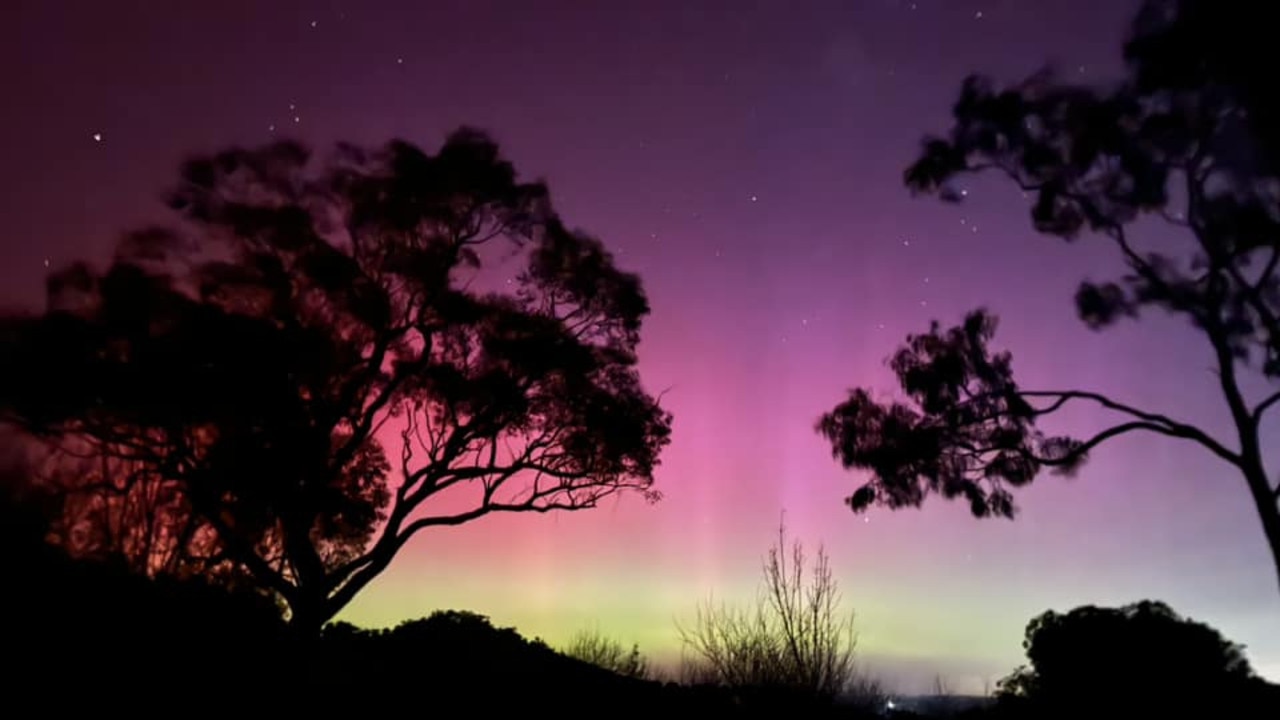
750;194;758;202
92;133;102;142
887;699;897;710
975;10;984;19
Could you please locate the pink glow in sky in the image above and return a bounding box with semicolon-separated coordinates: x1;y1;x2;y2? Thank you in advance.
3;0;1277;692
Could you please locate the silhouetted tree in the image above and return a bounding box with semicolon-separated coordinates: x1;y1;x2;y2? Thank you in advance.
994;600;1270;718
563;627;650;679
677;519;879;708
0;128;672;631
817;0;1280;595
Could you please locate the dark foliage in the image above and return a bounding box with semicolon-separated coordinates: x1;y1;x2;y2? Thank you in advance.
816;310;1082;519
818;0;1280;595
993;600;1276;719
0;128;672;630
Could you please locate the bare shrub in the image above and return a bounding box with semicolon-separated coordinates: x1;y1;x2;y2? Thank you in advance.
677;519;875;705
562;627;649;680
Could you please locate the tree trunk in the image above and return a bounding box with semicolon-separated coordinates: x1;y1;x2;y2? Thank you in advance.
1242;463;1280;601
285;592;333;639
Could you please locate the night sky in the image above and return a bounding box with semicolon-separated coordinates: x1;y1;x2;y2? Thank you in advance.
5;0;1278;692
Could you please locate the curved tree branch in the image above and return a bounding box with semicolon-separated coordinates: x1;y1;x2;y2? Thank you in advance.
1020;390;1240;464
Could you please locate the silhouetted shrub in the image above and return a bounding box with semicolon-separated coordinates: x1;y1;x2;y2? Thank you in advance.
678;519;884;712
993;600;1274;719
562;627;650;679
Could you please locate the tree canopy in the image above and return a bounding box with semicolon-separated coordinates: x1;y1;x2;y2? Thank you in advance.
817;0;1280;595
0;127;672;629
996;600;1267;718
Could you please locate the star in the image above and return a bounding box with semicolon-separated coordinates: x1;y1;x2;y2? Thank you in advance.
91;133;102;142
310;20;318;28
975;10;984;20
294;116;301;123
902;239;911;247
43;258;51;268
750;194;758;202
397;57;404;65
268;124;276;132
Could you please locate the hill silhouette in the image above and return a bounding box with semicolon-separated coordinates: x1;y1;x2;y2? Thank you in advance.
1;512;791;716
4;460;1277;718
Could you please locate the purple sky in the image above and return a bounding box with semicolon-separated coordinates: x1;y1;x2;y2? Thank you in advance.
5;0;1277;692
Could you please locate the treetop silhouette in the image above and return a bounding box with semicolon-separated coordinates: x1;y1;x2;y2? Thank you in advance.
0;127;672;630
817;0;1280;595
996;600;1268;717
